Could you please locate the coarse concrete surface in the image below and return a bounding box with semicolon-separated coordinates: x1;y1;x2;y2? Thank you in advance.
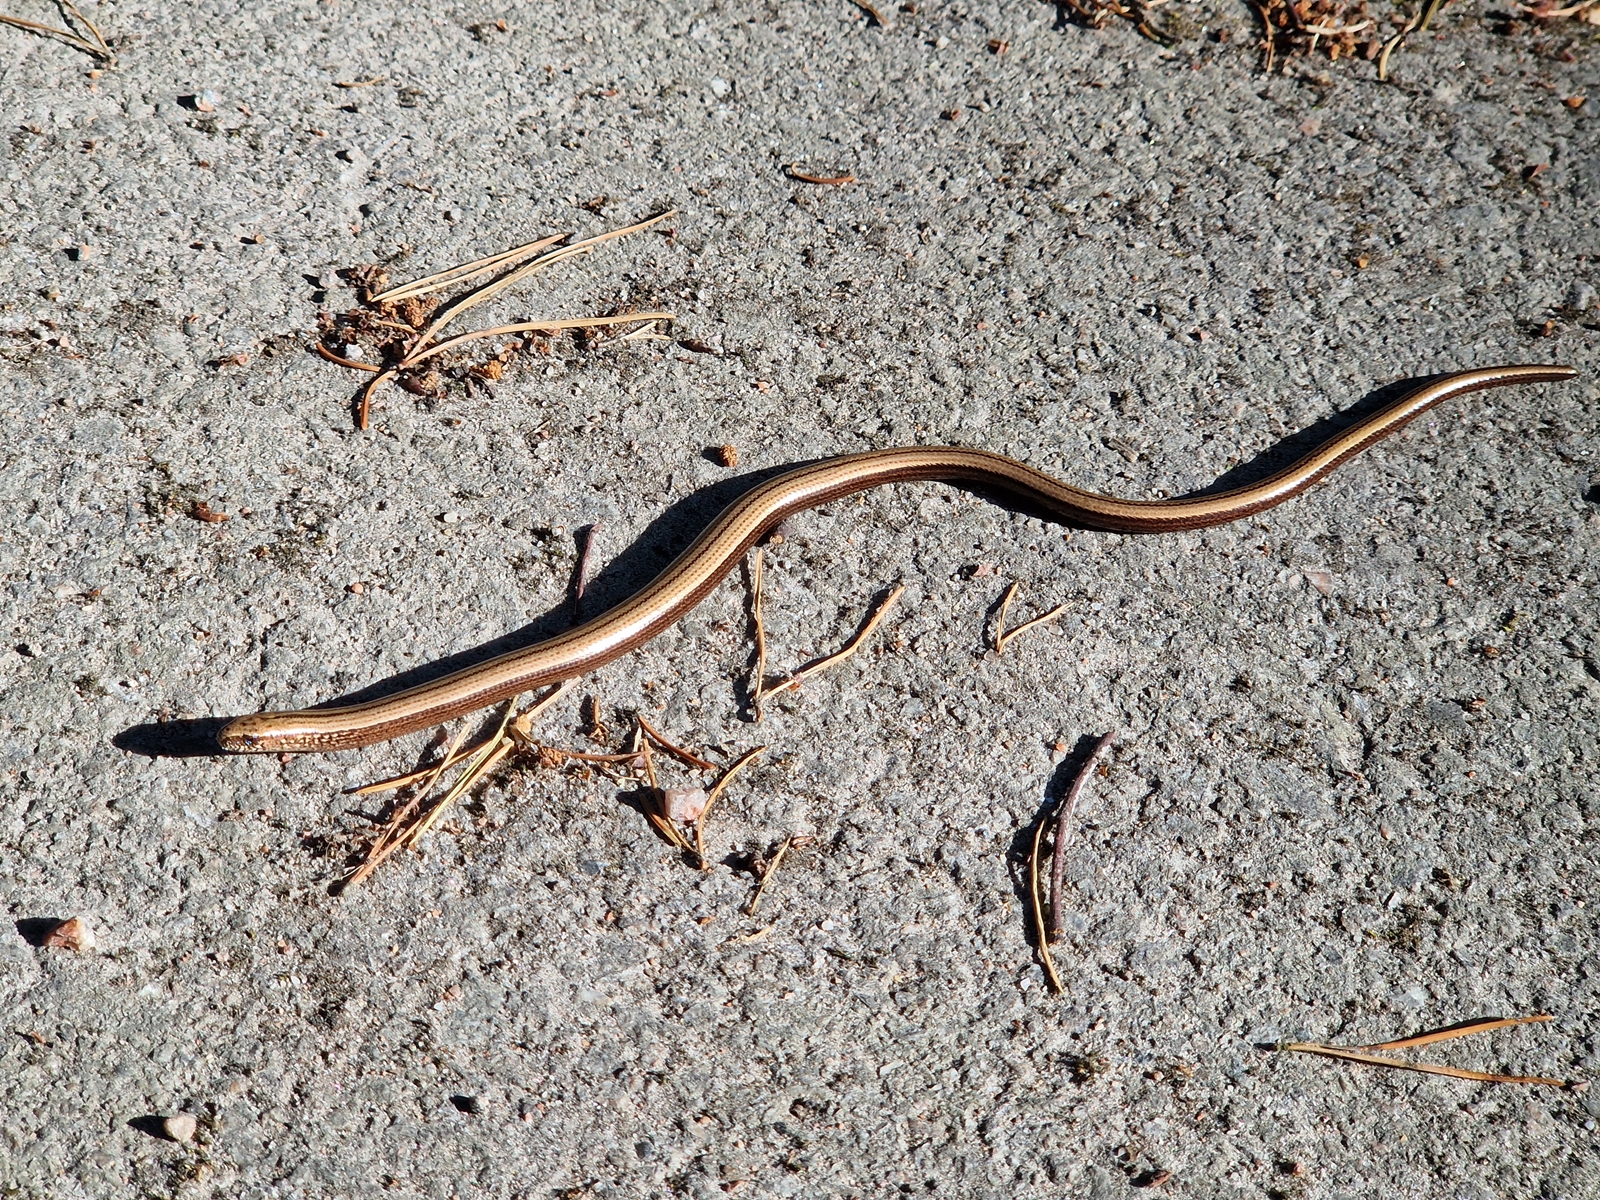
2;1;1599;1196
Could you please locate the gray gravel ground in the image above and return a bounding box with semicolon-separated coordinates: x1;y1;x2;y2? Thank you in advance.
2;1;1599;1197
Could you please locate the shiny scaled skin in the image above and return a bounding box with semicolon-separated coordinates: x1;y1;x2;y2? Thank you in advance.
218;364;1578;754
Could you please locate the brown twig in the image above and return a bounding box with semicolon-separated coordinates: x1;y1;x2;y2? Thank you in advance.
748;547;768;721
694;746;768;868
1278;1014;1571;1087
762;584;905;705
1047;731;1116;943
636;715;718;771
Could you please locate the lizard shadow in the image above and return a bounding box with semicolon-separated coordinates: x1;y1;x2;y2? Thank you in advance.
115;372;1482;758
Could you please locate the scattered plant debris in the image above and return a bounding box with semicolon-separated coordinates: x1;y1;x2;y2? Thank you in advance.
750;564;905;719
1028;732;1116;992
0;0;113;62
993;580;1068;656
786;165;856;185
315;212;676;428
1275;1014;1577;1086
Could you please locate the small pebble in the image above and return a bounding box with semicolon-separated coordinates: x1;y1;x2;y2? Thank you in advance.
41;916;95;952
162;1113;197;1143
347;581;365;595
661;787;709;825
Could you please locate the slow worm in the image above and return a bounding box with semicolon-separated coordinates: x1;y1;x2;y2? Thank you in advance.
219;364;1576;753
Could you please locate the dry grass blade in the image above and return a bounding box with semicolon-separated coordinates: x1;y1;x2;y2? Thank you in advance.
993;581;1068;656
1;2;112;61
357;367;397;431
694;746;768;867
1048;731;1115;943
1359;1014;1553;1052
344;720;476;888
637;716;717;771
314;343;382;373
1377;0;1450;79
404;706;517;847
347;740;492;796
1277;1013;1572;1087
1278;1044;1568;1087
406;242;596;350
400;312;675;369
993;581;1019;656
762;584;905;704
505;679;579;745
744;834;795;916
353;680;575;797
1028;806;1065;993
406;210;674;351
368;232;567;304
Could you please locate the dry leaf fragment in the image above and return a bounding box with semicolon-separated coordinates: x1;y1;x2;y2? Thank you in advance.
988;37;1010;52
1302;568;1333;596
40;916;95;951
191;502;230;523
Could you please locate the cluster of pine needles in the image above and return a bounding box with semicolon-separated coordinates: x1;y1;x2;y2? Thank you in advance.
314;211;676;430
